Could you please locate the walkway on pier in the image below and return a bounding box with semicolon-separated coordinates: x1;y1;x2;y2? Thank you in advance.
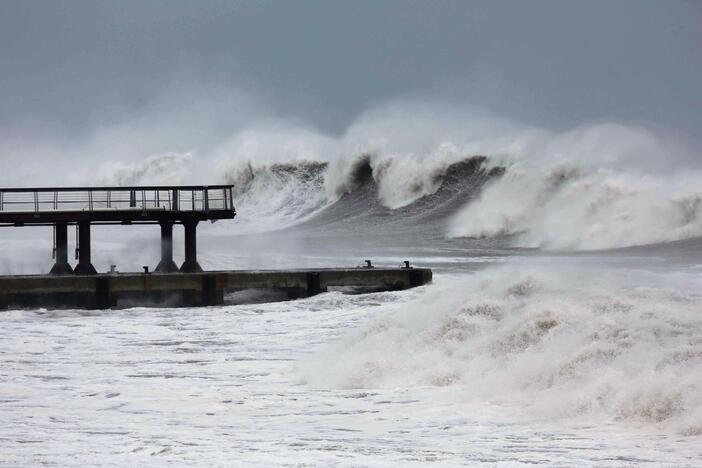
0;185;236;275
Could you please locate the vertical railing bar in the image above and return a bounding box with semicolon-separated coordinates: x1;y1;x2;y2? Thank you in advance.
75;224;79;260
204;187;209;213
172;188;179;212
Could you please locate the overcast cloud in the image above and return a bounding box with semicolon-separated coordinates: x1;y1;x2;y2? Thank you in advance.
0;0;700;140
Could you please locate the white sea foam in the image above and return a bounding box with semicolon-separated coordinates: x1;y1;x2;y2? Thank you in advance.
220;161;328;233
448;158;702;250
299;265;702;435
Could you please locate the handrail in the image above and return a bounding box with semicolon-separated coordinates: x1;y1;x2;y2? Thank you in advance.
0;184;234;192
0;185;235;215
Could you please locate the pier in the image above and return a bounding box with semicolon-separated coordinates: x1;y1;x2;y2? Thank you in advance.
0;267;432;310
0;185;236;274
0;185;432;309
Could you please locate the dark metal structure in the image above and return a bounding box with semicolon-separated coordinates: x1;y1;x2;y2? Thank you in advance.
0;186;236;274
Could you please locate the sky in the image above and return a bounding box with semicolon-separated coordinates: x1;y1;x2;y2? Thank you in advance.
0;0;700;141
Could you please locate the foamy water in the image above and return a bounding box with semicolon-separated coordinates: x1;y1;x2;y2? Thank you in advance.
2;260;701;467
1;246;702;467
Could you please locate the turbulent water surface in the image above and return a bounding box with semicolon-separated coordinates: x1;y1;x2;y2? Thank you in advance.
2;149;702;466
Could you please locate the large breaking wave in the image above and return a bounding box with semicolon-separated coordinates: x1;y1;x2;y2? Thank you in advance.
447;159;702;250
16;100;700;251
212;129;702;250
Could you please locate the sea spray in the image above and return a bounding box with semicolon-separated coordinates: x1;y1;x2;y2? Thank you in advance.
298;265;702;434
4;95;701;249
221;161;328;233
448;160;702;249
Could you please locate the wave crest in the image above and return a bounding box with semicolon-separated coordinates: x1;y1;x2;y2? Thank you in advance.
221;161;328;233
448;160;702;249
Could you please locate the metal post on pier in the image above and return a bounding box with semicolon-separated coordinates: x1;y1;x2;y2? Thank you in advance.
74;222;97;275
49;222;73;275
180;221;202;272
155;221;179;273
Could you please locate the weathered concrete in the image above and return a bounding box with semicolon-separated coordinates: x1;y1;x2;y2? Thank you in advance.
0;267;432;310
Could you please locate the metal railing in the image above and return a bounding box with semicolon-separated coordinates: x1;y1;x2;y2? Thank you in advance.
0;185;234;214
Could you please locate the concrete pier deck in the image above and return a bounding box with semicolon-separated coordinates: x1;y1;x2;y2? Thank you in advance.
0;267;432;310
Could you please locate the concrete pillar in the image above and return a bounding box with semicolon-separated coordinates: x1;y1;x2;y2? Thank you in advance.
49;222;73;275
155;222;179;273
180;221;202;272
74;222;97;275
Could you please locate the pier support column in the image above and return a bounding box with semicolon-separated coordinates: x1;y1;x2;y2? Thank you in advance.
180;221;202;273
49;222;73;275
74;222;97;275
155;222;179;273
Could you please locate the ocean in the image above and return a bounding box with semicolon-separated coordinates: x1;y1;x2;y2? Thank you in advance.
2;147;702;466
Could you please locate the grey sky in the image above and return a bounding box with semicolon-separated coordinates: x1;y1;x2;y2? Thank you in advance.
1;0;700;139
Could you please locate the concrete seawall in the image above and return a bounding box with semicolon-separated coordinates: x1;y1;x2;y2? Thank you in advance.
0;267;432;310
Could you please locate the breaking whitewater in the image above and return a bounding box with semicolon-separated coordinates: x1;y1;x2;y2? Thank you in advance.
2;119;702;466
